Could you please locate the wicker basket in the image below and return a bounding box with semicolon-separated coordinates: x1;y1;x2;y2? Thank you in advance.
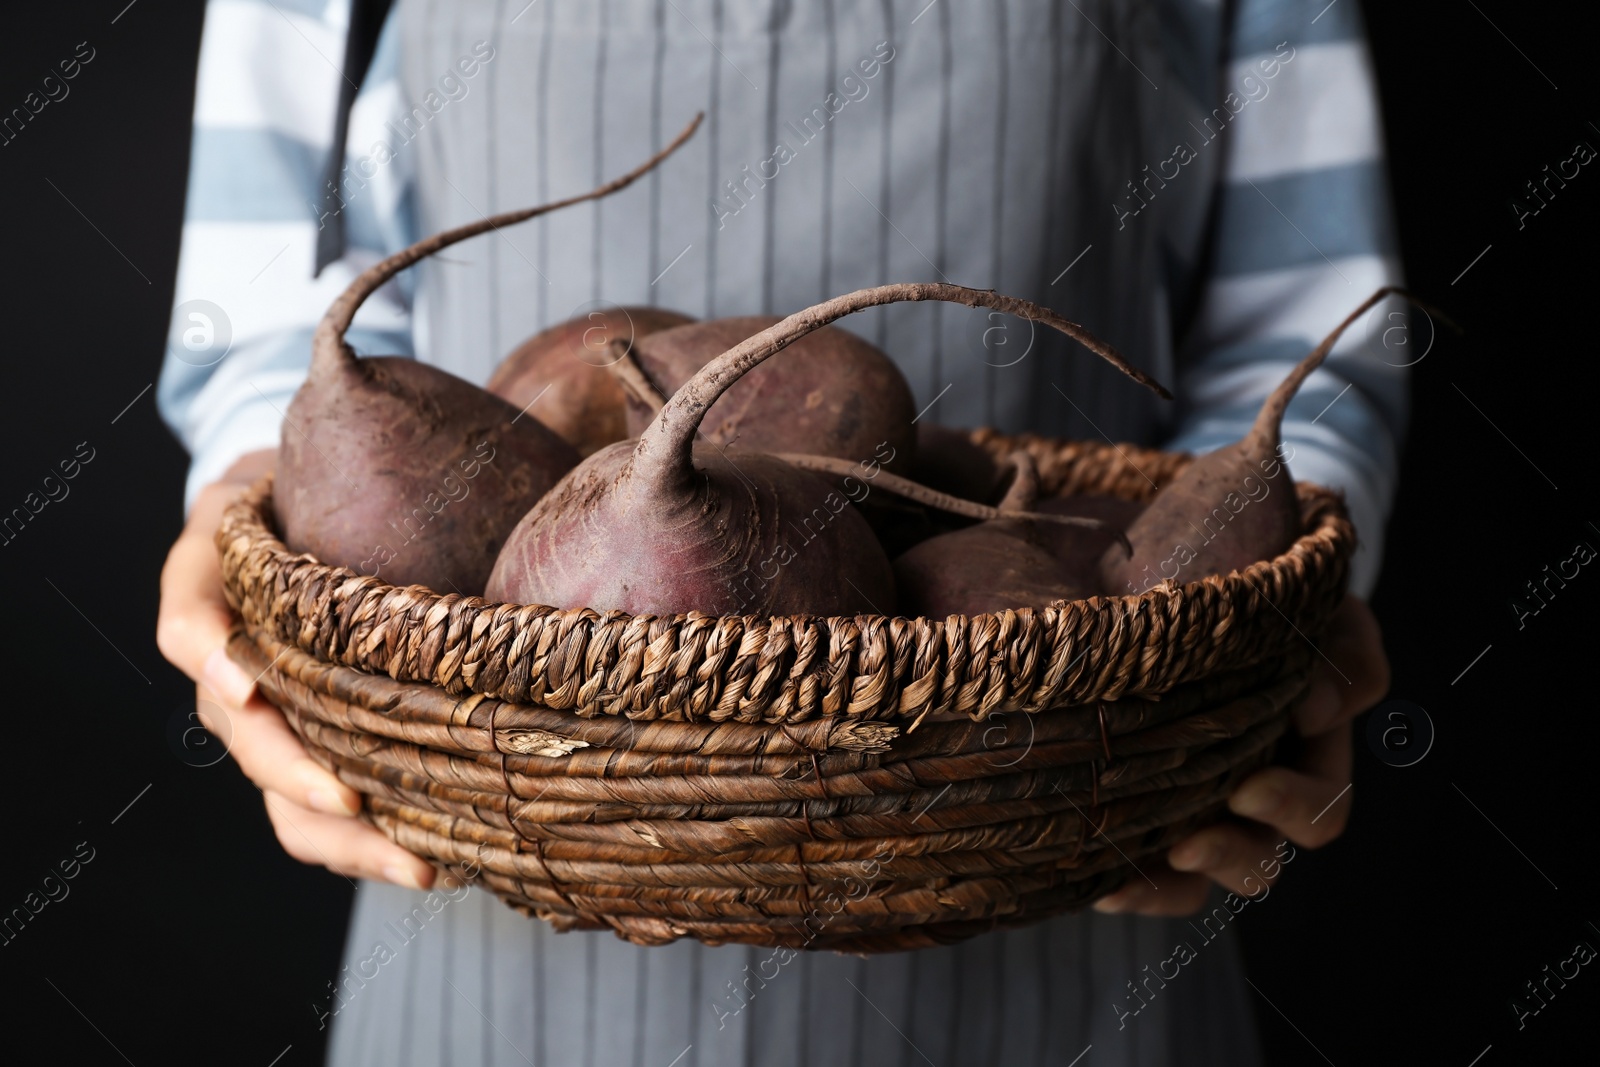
220;433;1352;953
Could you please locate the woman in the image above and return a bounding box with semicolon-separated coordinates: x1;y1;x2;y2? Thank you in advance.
157;1;1396;1062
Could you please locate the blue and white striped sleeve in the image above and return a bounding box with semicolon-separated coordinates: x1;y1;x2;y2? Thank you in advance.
1166;0;1405;597
157;0;415;512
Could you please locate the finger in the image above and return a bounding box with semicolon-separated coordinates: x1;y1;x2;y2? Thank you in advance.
156;520;236;685
202;647;259;710
1092;858;1211;917
262;791;435;889
156;463;270;688
1168;822;1288;898
1228;724;1354;848
1291;667;1343;738
198;687;362;817
1296;596;1389;735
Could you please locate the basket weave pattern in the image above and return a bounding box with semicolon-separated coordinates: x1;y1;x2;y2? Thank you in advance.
221;435;1352;952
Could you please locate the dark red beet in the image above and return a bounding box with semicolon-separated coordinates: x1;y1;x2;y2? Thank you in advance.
487;306;693;456
609;351;936;555
853;495;941;560
1099;286;1424;595
275;115;704;594
893;453;1093;617
1036;494;1148;590
773;451;1110;530
764;447;1120;559
277;356;579;593
911;423;1004;504
605;363;1077;561
487;283;1167;617
622;316;918;476
489;440;893;615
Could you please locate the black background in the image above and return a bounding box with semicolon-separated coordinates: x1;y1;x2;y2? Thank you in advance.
1;2;1595;1064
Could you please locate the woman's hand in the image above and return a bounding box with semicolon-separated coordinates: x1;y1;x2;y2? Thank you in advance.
1092;594;1388;915
155;451;436;889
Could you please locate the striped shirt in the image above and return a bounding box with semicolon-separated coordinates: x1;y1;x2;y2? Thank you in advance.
160;2;1402;1063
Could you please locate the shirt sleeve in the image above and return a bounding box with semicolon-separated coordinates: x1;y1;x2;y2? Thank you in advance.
1165;0;1408;598
157;0;416;512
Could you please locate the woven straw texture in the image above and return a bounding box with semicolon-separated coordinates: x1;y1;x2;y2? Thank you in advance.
221;434;1352;952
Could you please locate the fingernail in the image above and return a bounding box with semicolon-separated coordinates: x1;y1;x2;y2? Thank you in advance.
1233;785;1284;821
1093;893;1128;914
1169;843;1216;871
202;648;255;706
383;864;424;890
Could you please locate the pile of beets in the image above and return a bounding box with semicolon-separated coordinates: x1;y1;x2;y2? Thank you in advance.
274;117;1409;621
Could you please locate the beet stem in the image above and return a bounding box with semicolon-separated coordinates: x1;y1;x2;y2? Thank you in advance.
606;339;670;410
309;113;704;378
996;452;1040;513
994;451;1131;556
631;284;1173;493
1247;285;1441;451
773;452;1113;532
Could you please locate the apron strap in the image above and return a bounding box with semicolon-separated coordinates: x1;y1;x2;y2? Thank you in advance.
314;0;398;275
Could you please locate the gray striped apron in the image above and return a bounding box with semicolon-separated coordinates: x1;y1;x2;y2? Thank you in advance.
329;2;1262;1064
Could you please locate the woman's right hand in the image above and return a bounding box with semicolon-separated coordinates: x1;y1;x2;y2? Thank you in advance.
156;450;436;889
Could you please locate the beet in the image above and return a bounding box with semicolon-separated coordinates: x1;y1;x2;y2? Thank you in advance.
487;283;1166;617
489;441;893;615
274;115;704;593
1099;286;1423;595
1036;494;1148;590
487;306;693;456
277;355;579;594
622;316;918;476
911;423;1005;504
856;500;941;560
771;452;1110;531
610;352;936;554
893;453;1094;617
608;366;1092;561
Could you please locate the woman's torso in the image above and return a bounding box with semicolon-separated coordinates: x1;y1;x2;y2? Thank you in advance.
326;5;1259;1066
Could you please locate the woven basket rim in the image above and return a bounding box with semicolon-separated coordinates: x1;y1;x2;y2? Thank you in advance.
219;435;1353;724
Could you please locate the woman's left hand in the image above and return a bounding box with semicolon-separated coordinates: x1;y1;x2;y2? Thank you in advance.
1092;594;1389;915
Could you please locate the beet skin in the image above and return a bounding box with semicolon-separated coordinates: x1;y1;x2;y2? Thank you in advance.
1099;286;1417;595
489;281;1168;618
626;316;917;475
274;115;705;594
278;355;579;593
489;306;693;456
893;453;1091;616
